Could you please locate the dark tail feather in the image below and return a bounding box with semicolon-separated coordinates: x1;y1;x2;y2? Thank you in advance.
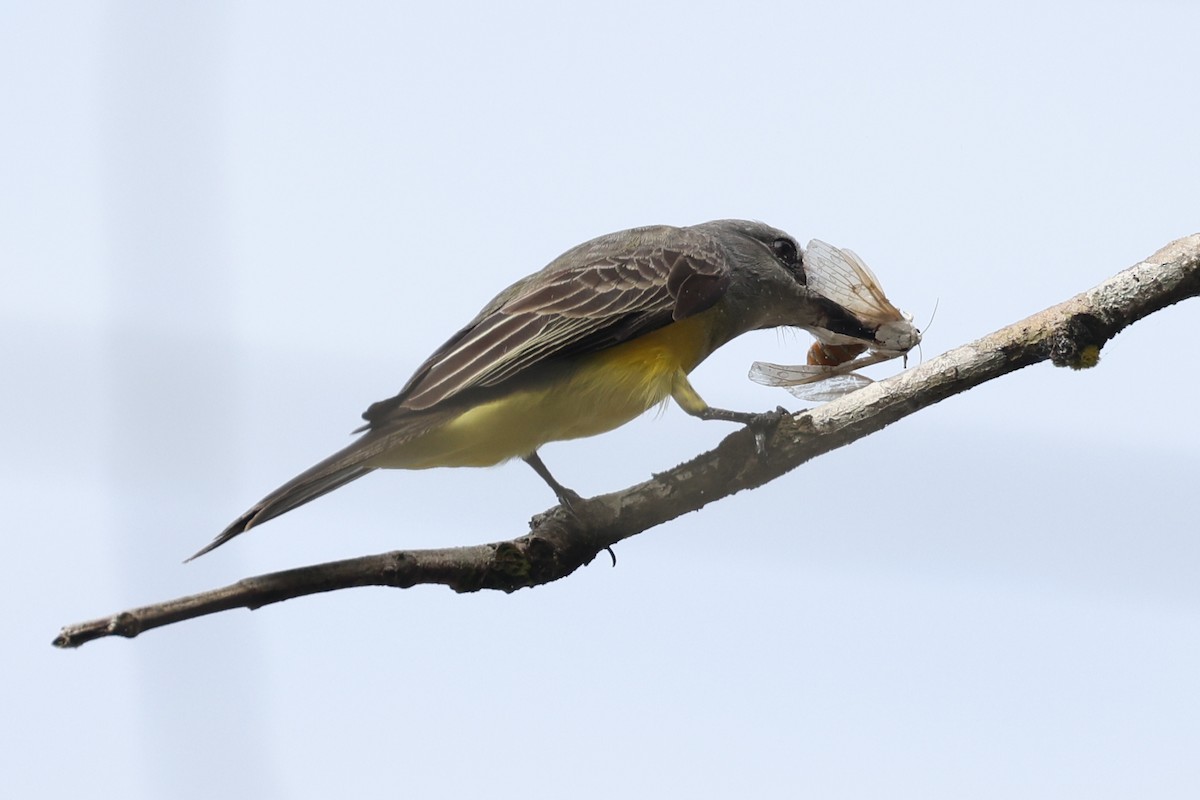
187;450;378;561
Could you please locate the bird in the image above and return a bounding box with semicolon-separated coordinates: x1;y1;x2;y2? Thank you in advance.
189;219;878;559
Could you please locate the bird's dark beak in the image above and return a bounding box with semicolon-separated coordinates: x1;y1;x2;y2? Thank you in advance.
812;296;877;342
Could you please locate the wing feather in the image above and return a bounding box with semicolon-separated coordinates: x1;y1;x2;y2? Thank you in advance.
362;226;731;423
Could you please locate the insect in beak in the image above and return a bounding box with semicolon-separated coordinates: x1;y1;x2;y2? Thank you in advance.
750;239;923;401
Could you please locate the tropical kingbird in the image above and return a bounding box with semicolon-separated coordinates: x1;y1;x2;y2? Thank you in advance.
190;219;878;558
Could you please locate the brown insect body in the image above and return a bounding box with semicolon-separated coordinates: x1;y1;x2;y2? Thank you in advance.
807;342;867;367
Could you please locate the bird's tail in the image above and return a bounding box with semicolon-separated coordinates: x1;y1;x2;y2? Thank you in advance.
187;441;379;561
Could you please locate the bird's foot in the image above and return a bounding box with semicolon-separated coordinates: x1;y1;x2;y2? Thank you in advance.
554;486;585;513
697;404;792;454
746;405;792;455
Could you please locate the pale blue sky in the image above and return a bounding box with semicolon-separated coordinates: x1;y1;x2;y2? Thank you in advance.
5;2;1198;798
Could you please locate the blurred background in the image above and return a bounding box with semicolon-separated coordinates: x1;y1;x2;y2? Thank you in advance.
5;1;1198;797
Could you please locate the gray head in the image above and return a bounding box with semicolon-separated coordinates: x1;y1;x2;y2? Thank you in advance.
689;219;876;342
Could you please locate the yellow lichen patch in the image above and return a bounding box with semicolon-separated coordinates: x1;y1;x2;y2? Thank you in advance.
1068;344;1102;370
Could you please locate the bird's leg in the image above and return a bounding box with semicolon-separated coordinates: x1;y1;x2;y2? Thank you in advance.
522;451;584;510
670;372;791;454
523;452;614;563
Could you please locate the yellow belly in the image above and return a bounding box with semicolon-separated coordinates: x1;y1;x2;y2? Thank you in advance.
372;312;718;469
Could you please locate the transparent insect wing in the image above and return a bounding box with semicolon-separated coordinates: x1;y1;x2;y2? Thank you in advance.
841;248;902;316
749;350;898;387
786;373;874;401
803;240;902;322
748;361;832;387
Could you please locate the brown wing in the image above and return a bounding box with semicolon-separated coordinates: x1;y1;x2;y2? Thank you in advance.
361;224;731;426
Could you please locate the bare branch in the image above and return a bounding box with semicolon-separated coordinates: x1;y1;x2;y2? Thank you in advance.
53;234;1200;648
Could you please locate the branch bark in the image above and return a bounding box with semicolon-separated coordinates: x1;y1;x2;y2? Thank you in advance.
54;234;1200;648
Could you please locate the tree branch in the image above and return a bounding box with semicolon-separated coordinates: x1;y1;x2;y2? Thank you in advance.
53;234;1200;648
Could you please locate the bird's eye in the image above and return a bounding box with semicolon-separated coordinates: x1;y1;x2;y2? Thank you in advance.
771;237;804;282
771;238;799;263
